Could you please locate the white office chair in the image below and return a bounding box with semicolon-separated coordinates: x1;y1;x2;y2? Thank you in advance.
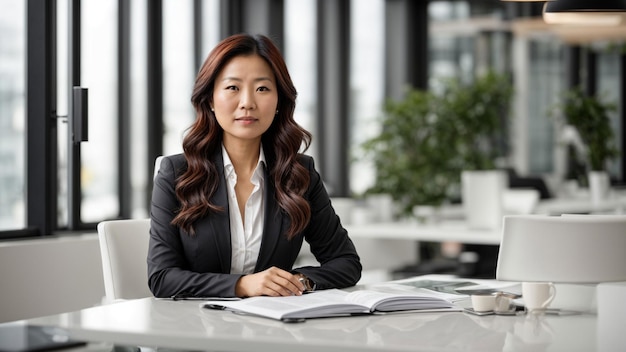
153;155;164;180
496;214;626;283
97;219;153;302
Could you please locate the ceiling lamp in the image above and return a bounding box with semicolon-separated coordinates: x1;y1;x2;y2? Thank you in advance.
543;0;626;25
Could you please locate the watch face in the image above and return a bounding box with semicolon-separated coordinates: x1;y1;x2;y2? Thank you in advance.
299;276;315;292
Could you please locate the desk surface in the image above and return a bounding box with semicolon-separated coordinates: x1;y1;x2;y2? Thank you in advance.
346;220;501;245
344;196;626;245
20;296;610;352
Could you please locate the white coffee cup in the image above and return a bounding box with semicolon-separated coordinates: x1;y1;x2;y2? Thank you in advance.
471;294;496;312
522;282;556;314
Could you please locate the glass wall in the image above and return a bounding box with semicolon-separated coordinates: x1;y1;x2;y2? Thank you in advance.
163;0;196;157
57;0;69;227
1;0;625;237
80;0;119;222
130;0;149;218
428;1;472;87
427;1;564;182
597;50;623;180
0;0;25;230
200;0;221;60
349;0;385;195
285;0;318;160
526;39;564;175
56;0;120;226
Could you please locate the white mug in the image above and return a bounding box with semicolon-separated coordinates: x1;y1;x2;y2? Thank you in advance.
522;282;556;314
471;294;496;312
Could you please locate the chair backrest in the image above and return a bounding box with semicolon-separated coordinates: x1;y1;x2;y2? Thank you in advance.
97;219;152;302
496;214;626;283
154;155;164;180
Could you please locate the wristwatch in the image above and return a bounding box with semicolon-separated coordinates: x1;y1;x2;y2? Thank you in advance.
297;273;316;292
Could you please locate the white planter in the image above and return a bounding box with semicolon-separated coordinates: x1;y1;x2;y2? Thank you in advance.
365;193;395;222
588;171;610;205
461;170;508;230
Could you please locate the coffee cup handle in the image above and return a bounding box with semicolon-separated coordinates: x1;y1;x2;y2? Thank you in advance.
540;283;556;309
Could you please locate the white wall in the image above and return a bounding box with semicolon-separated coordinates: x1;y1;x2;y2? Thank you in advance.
0;234;105;323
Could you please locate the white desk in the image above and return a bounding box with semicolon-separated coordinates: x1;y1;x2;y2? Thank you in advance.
346;221;501;245
15;296;615;352
535;196;626;215
345;196;626;246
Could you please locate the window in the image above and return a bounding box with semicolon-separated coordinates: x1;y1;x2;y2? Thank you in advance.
526;39;564;174
285;0;318;159
349;0;385;195
163;0;195;156
130;0;149;218
597;50;623;180
79;0;120;223
0;0;25;230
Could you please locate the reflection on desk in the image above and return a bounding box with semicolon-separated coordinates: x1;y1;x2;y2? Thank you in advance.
22;296;606;352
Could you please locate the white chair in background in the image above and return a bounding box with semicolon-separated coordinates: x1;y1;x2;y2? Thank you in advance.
97;219;152;302
497;214;626;283
502;188;540;215
496;214;626;313
153;155;164;180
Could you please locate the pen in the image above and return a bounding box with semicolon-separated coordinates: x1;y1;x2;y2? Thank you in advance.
204;304;227;310
170;293;241;301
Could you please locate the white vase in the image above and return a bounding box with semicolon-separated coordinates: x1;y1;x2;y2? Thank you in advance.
588;171;610;205
365;193;395;222
461;170;508;230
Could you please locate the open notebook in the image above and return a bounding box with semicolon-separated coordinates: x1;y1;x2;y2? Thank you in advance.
201;285;462;322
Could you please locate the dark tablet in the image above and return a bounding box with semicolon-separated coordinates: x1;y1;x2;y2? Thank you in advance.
0;324;86;352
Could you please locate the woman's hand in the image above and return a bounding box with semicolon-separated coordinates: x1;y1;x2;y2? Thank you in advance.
235;266;305;297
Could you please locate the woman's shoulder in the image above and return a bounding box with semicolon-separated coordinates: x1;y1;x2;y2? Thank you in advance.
159;153;187;176
296;153;314;168
163;153;186;166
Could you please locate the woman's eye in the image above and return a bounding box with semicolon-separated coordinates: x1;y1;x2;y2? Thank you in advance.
225;85;238;91
257;86;270;92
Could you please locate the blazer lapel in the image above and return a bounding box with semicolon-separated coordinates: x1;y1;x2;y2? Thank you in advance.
209;151;232;273
255;167;284;271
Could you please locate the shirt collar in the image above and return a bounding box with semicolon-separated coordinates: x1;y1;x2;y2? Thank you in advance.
222;144;266;181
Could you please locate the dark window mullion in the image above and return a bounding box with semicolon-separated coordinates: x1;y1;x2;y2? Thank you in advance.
26;0;58;236
67;0;82;230
193;0;203;72
146;0;163;209
119;0;132;218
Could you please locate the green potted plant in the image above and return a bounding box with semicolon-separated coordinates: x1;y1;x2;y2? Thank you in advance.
558;86;619;202
360;88;456;217
441;71;513;229
360;71;513;219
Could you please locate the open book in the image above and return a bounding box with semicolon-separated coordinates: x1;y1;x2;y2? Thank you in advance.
201;285;462;322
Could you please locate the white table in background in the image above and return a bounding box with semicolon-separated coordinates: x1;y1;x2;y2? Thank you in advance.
345;220;501;245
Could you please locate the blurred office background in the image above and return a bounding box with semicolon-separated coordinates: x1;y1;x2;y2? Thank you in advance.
1;0;625;239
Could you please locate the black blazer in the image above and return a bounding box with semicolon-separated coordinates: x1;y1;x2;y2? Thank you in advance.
147;151;362;298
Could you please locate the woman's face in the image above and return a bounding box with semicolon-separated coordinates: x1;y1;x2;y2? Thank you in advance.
211;54;278;146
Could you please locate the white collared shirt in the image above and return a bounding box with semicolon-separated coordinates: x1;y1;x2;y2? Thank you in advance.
222;145;266;274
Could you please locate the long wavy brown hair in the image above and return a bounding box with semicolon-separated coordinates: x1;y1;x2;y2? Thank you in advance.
172;33;313;240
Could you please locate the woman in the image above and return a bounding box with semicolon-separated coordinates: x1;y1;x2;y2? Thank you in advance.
148;33;362;299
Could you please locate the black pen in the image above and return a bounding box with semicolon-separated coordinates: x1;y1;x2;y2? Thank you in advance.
171;293;241;301
204;303;227;310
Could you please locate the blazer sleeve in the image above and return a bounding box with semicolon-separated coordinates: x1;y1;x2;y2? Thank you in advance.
147;155;242;298
292;156;363;290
